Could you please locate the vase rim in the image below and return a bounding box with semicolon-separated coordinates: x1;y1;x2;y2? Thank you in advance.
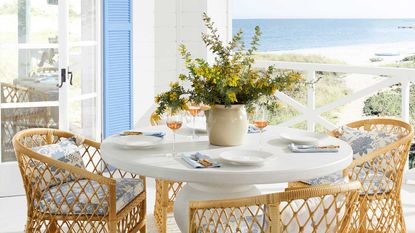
213;104;245;109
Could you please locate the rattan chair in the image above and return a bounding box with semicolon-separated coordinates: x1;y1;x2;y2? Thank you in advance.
189;181;361;233
150;112;184;233
13;128;147;233
290;118;414;232
1;82;51;162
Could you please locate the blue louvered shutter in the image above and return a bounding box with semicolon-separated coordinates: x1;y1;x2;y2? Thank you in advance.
103;0;133;138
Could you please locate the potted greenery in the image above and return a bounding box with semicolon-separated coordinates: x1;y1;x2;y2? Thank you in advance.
155;13;302;146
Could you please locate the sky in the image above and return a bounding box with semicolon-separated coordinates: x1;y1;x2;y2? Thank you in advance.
232;0;415;19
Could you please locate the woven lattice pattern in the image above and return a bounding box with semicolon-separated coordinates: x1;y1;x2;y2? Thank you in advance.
334;119;414;232
154;179;183;233
290;119;413;232
13;128;146;233
1;83;51;162
189;182;360;233
150;115;184;233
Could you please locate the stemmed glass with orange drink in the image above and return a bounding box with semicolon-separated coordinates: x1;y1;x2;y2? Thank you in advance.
166;110;184;156
252;105;269;150
187;103;201;140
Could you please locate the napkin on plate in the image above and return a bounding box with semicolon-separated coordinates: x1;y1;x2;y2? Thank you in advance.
120;131;166;138
288;143;339;153
248;125;265;134
182;152;222;168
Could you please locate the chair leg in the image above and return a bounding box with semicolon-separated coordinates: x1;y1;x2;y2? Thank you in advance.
140;197;147;233
358;198;368;232
154;180;168;233
395;200;406;233
25;217;35;233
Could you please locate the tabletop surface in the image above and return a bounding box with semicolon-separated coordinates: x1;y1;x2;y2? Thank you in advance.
101;125;353;185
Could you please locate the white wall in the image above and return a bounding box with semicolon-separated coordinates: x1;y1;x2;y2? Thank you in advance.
133;0;232;127
133;0;155;127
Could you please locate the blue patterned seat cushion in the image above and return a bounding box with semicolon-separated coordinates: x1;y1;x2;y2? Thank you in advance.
301;126;397;193
30;138;85;190
303;171;347;186
303;168;393;195
338;126;398;160
37;178;144;215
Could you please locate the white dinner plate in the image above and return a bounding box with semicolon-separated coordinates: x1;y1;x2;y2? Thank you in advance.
187;118;207;133
113;135;163;149
219;149;272;165
279;132;319;145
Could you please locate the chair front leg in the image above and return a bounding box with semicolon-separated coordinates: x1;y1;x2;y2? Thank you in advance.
140;195;147;233
358;197;368;232
154;179;169;233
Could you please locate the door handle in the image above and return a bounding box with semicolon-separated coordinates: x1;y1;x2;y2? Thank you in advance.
57;68;73;87
57;68;66;88
68;71;73;85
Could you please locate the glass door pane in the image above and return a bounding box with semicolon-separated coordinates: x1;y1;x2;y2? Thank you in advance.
0;0;60;162
67;0;100;140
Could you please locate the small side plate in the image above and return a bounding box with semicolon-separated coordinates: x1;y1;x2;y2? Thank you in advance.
113;135;163;149
279;132;319;145
219;149;272;165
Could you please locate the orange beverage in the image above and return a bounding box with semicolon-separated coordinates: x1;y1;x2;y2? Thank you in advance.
253;120;268;129
187;106;201;117
167;121;183;130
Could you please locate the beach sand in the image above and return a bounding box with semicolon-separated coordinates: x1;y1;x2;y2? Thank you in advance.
263;41;415;66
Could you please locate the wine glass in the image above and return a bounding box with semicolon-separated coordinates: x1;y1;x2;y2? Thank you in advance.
252;106;269;150
187;103;201;140
166;111;183;156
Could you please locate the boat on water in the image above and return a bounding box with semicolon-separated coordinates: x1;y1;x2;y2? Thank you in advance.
398;26;415;29
374;52;401;56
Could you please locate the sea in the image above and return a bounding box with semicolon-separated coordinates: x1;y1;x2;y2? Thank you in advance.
232;19;415;52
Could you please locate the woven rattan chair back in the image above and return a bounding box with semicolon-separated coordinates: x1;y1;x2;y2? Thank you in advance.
1;83;50;162
13;128;146;233
331;118;414;232
189;181;361;233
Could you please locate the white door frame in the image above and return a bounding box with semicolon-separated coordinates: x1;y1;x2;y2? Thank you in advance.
58;0;69;131
0;0;102;197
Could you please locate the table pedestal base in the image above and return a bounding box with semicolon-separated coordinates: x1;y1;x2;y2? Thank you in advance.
174;183;261;232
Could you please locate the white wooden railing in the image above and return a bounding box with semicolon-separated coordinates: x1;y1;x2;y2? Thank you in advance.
255;60;415;131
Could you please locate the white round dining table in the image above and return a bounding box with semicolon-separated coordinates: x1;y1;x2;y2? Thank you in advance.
101;125;353;232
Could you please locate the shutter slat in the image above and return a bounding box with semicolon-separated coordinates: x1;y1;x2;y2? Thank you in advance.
103;0;133;137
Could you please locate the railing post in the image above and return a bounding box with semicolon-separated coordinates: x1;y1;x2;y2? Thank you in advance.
401;77;411;174
306;70;316;132
401;77;410;122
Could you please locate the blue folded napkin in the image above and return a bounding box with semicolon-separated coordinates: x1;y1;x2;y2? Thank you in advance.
143;132;165;138
248;125;264;134
288;143;339;153
120;131;165;138
182;152;222;168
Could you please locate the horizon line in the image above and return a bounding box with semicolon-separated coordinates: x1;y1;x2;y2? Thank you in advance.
233;17;415;20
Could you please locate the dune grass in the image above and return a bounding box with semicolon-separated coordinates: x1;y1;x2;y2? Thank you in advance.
254;53;345;64
255;53;349;132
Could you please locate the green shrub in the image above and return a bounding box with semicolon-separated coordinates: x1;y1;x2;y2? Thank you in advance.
383;55;415;68
363;88;401;116
363;85;415;119
363;85;415;168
